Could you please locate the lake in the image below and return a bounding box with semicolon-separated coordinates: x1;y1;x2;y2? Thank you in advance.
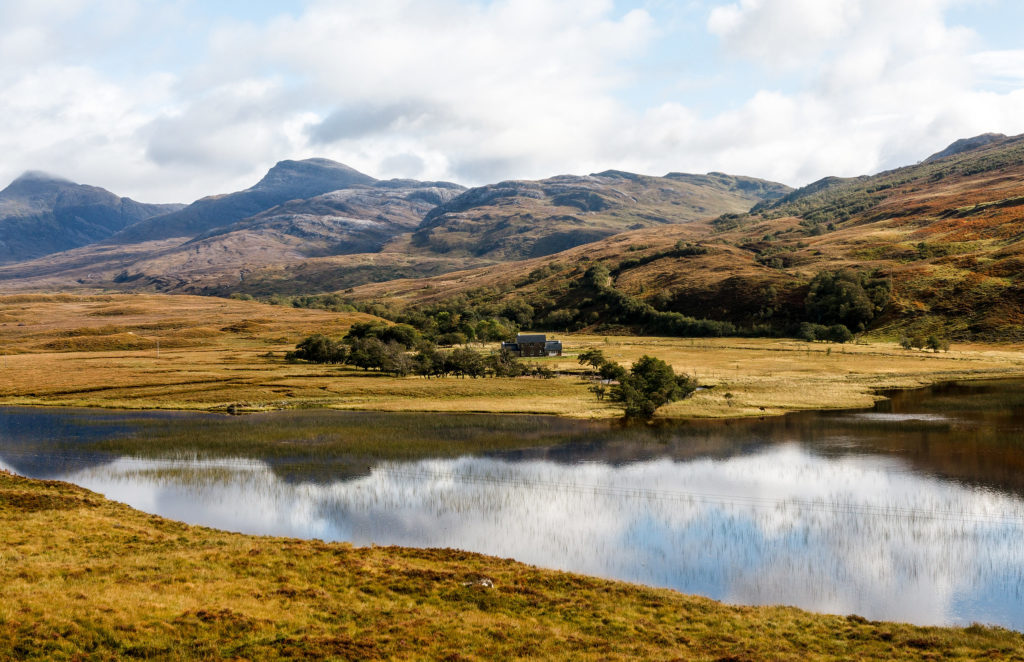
2;379;1023;630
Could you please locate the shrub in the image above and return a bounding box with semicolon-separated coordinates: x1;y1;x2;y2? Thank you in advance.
609;355;698;420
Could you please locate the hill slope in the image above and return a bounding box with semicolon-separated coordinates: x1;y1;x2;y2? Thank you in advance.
410;171;790;260
344;134;1024;340
0;172;183;264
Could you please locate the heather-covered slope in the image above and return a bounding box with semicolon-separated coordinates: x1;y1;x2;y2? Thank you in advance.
0;172;183;264
345;134;1024;340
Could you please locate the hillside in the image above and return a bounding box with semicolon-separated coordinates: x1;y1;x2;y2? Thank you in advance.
343;133;1024;340
411;170;790;260
0;172;182;264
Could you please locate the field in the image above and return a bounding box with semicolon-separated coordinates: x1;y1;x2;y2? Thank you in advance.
3;294;1024;417
2;469;1022;660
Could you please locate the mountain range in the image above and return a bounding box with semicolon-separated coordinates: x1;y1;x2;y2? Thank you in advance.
2;132;1023;339
0;158;789;293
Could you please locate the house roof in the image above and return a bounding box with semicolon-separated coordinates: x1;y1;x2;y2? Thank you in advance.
516;334;547;343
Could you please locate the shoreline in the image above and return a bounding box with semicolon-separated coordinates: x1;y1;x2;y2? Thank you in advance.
2;363;1023;421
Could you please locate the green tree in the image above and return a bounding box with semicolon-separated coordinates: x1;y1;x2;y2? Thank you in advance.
286;334;346;364
488;348;526;377
577;348;607;372
824;324;853;344
805;269;890;331
609;355;698;420
379;324;420;348
446;347;486;378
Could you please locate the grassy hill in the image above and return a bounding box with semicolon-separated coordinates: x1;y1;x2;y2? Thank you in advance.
343;134;1024;341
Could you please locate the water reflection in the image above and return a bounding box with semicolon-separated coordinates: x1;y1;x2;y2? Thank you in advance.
1;380;1024;629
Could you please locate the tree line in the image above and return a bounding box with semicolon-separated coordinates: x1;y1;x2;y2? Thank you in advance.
285;322;553;379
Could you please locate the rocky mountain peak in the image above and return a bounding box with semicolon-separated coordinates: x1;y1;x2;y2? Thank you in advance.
250;158;377;197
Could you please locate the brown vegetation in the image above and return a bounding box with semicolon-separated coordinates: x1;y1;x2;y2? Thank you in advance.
2;295;1023;418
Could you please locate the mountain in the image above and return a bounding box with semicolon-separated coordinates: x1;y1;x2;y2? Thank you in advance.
410;171;791;260
0;182;467;293
0;163;786;294
344;133;1024;341
0;172;183;264
109;158;379;243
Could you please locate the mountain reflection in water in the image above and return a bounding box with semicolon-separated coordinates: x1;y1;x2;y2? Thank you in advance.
1;379;1023;630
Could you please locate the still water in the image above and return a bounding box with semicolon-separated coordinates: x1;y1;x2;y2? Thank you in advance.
2;380;1024;629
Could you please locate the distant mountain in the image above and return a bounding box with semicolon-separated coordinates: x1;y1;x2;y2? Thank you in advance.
0;167;467;292
0;172;183;264
411;171;790;260
110;158;379;243
192;180;463;255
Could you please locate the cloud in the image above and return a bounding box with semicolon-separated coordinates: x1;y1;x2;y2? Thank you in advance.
1;0;1024;203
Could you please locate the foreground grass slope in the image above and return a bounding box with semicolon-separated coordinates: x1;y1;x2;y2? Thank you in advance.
2;470;1022;660
3;294;1024;417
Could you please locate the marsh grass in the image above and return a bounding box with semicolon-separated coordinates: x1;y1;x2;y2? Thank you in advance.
2;469;1022;660
3;294;1024;419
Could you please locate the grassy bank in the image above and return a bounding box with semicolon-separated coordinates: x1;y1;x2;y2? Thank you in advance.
2;469;1022;660
3;294;1024;418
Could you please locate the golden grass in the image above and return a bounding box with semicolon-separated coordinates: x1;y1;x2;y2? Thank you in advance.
2;295;1024;418
3;469;1022;660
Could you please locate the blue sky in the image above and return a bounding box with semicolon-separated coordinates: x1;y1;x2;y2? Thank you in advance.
2;0;1024;202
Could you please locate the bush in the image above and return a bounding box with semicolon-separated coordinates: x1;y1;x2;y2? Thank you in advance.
610;355;698;420
825;324;854;343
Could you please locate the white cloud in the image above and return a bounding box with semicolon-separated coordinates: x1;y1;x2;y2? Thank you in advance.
1;0;1024;203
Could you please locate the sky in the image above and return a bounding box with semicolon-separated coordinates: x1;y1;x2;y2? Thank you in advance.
2;0;1024;203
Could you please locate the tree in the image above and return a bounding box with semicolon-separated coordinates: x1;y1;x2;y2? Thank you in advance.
344;321;389;341
436;331;468;346
824;324;853;344
446;347;486;378
476;318;512;343
609;355;697;420
347;337;388;370
583;263;612;290
380;323;420;348
501;299;534;327
286;334;346;364
577;348;607;372
805;269;890;331
487;347;526;377
381;342;415;377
